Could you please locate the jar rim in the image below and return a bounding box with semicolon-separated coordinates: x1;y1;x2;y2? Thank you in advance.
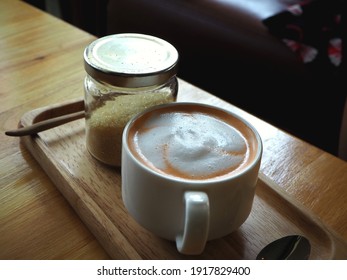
84;33;179;88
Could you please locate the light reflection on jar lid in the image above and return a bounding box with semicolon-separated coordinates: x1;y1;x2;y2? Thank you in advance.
84;33;179;88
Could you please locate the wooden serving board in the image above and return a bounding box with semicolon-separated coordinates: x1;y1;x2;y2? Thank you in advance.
17;90;344;259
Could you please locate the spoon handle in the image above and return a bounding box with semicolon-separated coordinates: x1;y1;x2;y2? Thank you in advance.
5;110;85;137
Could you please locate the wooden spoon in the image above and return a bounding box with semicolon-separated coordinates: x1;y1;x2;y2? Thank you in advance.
5;110;85;137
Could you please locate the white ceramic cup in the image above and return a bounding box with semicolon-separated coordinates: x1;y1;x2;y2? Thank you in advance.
121;102;262;255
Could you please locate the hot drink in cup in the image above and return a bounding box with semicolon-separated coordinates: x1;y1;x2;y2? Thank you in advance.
122;102;262;255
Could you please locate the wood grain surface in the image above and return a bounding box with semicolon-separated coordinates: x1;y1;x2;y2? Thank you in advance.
17;96;347;259
1;0;347;260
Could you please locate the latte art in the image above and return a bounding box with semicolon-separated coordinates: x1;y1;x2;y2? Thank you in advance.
128;105;256;180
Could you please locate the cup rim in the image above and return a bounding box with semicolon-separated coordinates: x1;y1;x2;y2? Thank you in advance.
122;102;263;184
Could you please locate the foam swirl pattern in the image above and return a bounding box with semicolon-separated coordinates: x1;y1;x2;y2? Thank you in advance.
131;110;249;180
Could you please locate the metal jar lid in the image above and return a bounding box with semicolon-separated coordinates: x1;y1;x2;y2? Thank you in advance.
83;33;179;88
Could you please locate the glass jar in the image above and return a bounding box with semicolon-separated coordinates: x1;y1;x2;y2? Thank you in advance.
83;33;179;167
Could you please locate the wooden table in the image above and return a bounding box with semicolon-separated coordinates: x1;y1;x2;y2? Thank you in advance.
1;0;347;260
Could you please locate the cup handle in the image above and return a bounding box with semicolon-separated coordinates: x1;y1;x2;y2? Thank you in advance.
176;191;210;255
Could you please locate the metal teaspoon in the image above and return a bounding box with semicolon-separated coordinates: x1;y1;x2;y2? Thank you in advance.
256;235;311;260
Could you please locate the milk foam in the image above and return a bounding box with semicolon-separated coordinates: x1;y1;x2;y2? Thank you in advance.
132;111;249;180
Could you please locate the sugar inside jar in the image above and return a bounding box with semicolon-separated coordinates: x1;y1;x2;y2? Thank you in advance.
83;33;179;166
